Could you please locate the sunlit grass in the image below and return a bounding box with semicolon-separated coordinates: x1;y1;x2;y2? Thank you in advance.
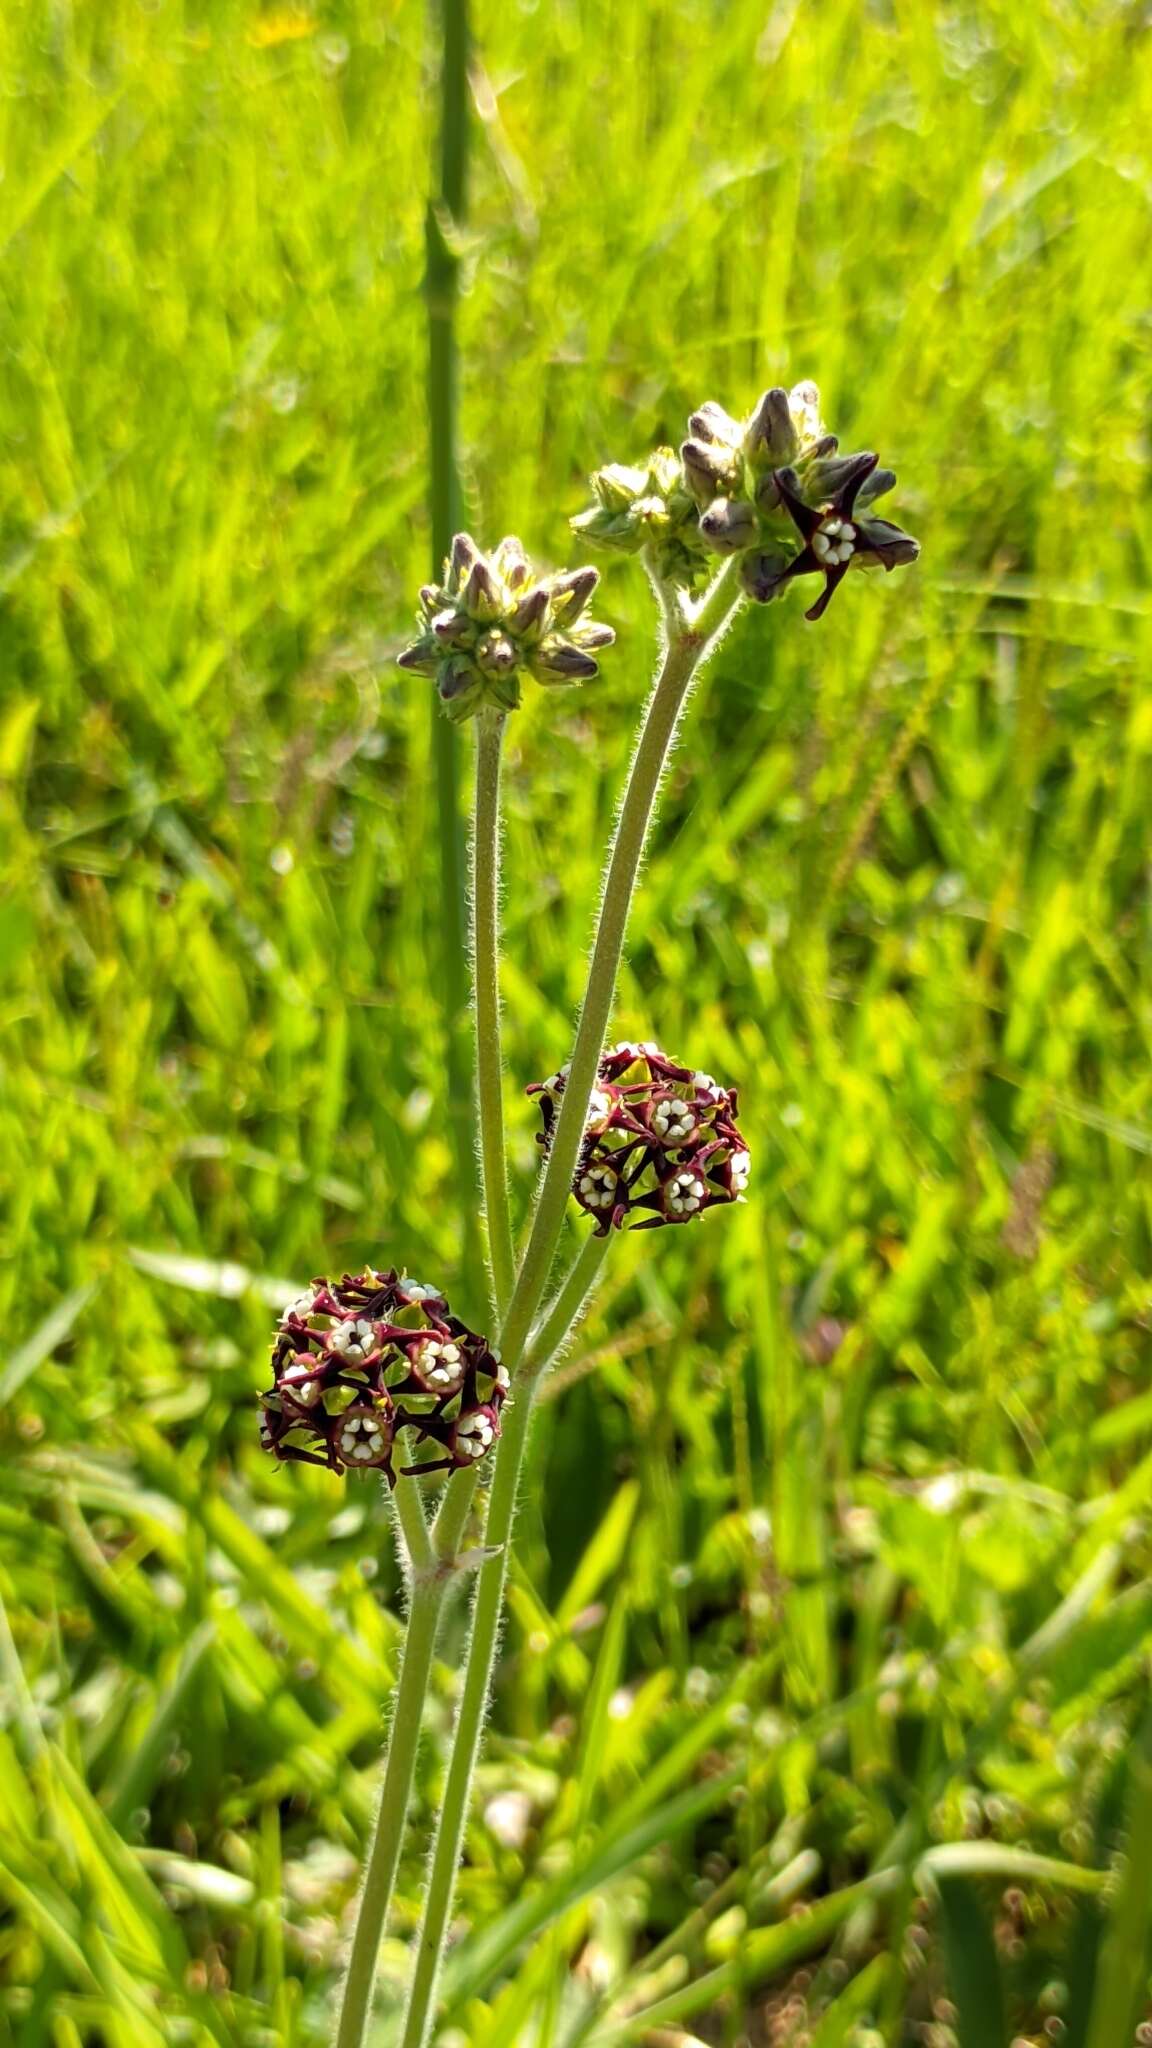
1;1;1151;2042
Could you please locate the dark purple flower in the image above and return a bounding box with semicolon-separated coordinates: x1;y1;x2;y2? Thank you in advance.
259;1269;507;1481
761;456;920;621
528;1043;751;1237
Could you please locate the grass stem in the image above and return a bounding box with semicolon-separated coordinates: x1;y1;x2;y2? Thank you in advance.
425;0;480;1317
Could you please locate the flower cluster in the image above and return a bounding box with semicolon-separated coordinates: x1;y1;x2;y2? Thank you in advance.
259;1269;508;1482
572;381;919;620
528;1042;750;1235
570;447;705;588
397;533;615;722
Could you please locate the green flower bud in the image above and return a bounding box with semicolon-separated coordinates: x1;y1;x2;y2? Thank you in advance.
532;641;600;682
547;566;600;622
740;548;791;603
743;387;798;468
681;437;741;506
687;402;743;449
398;533;614;721
576;375;918;615
699;497;758;555
572;447;709;585
491;535;530;589
594;464;651;513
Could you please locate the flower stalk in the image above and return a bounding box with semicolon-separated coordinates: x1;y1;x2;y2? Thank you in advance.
492;555;745;1370
331;1477;475;2048
398;560;745;2048
266;371;919;2047
473;710;515;1316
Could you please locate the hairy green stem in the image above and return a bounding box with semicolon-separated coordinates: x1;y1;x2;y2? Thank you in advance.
496;558;744;1369
332;1478;473;2048
400;564;743;2048
524;1230;611;1373
473;712;515;1316
399;1391;534;2048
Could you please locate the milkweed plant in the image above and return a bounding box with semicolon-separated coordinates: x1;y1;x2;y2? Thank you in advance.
259;382;920;2047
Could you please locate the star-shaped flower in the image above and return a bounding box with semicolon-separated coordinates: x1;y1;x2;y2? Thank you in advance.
763;455;920;620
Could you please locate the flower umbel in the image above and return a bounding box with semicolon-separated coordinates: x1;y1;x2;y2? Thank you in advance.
528;1043;750;1235
687;384;919;618
397;533;615;723
570;447;705;588
260;1269;507;1480
572;380;919;619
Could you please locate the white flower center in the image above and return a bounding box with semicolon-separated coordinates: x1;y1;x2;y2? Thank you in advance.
280;1290;315;1325
730;1151;751;1191
578;1166;617;1209
667;1172;705;1215
399;1278;441;1304
457;1412;496;1458
330;1318;377;1360
651;1099;696;1143
416;1338;465;1388
337;1411;388;1463
812;517;856;566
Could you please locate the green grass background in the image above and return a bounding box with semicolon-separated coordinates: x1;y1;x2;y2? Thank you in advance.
2;1;1151;2043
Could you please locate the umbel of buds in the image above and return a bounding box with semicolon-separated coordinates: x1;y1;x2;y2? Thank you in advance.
570;447;706;588
573;381;919;620
259;1270;508;1481
397;533;615;723
528;1043;750;1236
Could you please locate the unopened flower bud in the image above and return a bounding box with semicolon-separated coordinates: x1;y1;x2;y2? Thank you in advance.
681;438;740;506
804;449;879;504
438;657;486;720
492;535;530;589
462;559;500;619
547;566;600;622
699;498;758;555
431;608;468;644
510;585;550;639
687;401;743;447
476;633;518;687
740;548;791;602
594;463;650;513
396;642;438;676
855;517;920;568
533;641;600;682
571;620;616;651
399;533;613;720
743;387;798;467
449;532;481;587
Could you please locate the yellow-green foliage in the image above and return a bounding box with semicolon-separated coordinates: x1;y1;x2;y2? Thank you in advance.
1;2;1150;2043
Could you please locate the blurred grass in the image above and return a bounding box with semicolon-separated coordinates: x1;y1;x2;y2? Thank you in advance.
1;0;1151;2042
